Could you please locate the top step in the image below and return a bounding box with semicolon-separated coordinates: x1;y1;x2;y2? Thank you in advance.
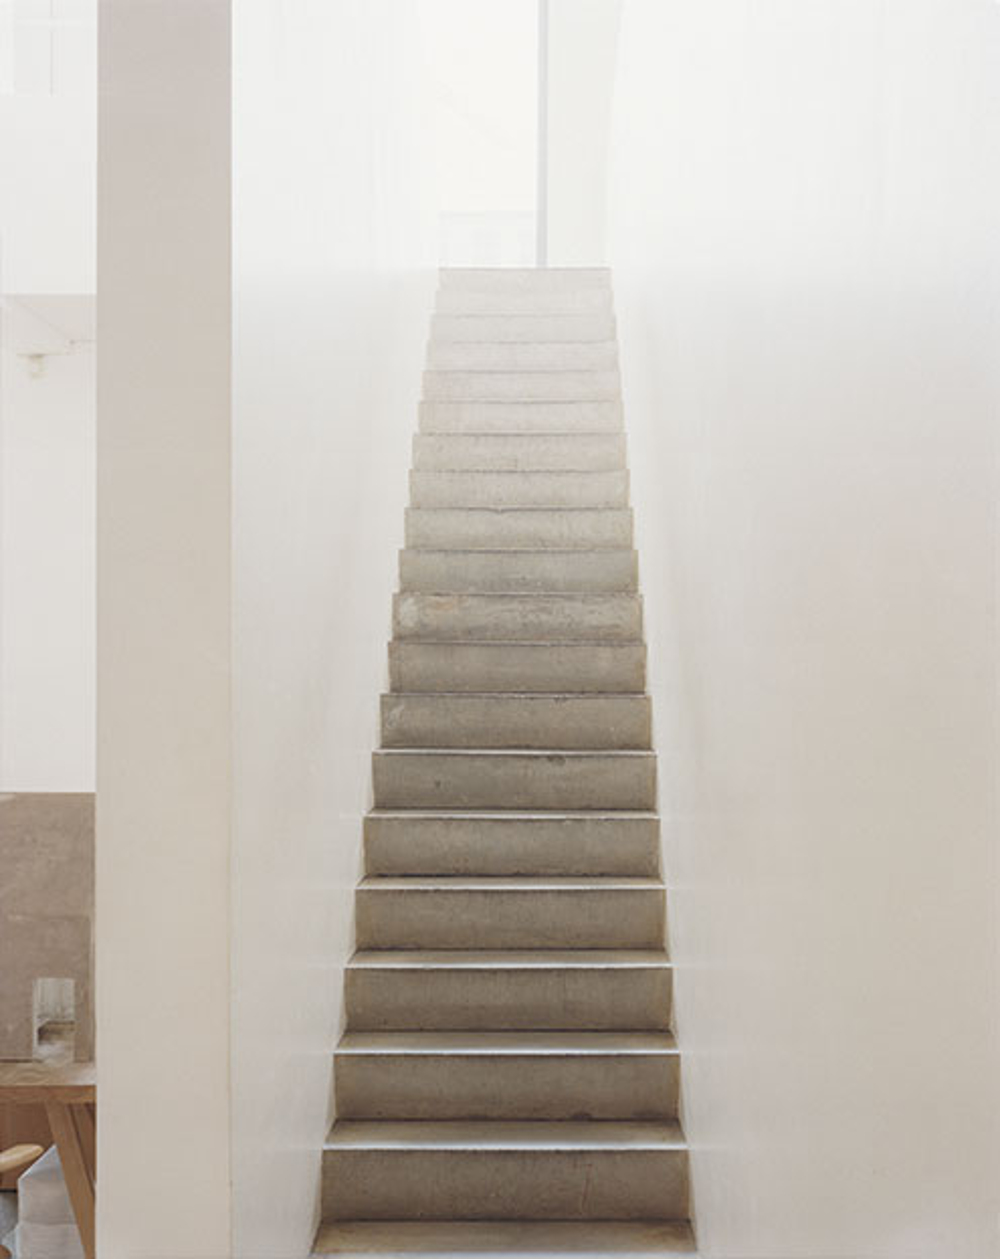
436;289;612;317
440;268;611;292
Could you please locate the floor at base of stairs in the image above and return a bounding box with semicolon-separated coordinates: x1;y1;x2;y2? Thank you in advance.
313;1220;697;1257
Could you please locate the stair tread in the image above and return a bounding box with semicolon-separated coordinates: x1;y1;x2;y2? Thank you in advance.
440;266;611;277
349;950;670;969
337;1031;678;1054
425;367;617;374
384;691;648;699
374;748;654;757
414;477;623;482
408;506;631;511
428;342;618;350
398;592;641;598
326;1119;685;1150
313;1219;696;1256
367;810;658;819
358;877;663;891
402;547;634;555
397;621;644;629
414;430;620;436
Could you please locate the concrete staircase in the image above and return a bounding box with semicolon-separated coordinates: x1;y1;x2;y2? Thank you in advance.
315;268;695;1257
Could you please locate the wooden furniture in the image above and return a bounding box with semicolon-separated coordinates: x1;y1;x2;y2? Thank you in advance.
0;1063;95;1259
0;1104;49;1189
0;1142;45;1259
0;1143;44;1175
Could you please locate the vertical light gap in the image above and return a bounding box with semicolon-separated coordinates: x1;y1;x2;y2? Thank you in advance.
536;0;548;267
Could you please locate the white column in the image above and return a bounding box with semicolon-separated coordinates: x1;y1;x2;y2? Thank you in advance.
96;3;232;1255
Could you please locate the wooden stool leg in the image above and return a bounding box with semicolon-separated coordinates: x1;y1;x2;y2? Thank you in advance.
45;1102;95;1259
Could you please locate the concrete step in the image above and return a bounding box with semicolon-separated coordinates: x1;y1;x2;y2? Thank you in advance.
427;341;618;372
399;549;638;595
371;749;655;811
322;1119;687;1222
389;641;645;694
355;877;665;950
363;812;661;878
412;433;626;472
439;268;611;291
419;400;622;433
423;370;620;403
405;508;632;550
380;693;652;750
313;1219;697;1256
345;950;672;1031
334;1030;679;1120
393;593;642;642
410;470;628;509
435;289;612;317
431;313;617;344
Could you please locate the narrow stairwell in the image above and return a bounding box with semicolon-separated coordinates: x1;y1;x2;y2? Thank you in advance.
315;268;696;1257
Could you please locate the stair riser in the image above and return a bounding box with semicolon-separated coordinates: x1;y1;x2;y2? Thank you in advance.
412;433;625;472
399;550;638;595
431;314;617;344
424;371;620;403
439;268;611;291
427;342;618;372
405;509;633;550
364;815;661;878
334;1053;679;1120
323;1148;687;1221
435;290;612;316
346;966;672;1031
372;753;656;811
393;593;642;642
389;643;646;694
381;694;651;750
355;888;665;950
411;470;628;509
419;401;623;433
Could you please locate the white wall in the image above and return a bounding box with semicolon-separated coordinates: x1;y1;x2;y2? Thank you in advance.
0;86;95;293
610;3;1000;1256
0;1;96;790
0;306;94;789
97;3;232;1256
230;3;435;1255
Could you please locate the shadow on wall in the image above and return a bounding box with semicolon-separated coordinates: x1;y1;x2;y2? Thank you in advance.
0;794;94;1063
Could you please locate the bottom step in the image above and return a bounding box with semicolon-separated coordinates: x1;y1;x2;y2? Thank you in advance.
322;1120;687;1221
314;1220;697;1256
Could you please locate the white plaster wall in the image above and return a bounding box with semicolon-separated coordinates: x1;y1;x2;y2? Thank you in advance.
546;0;621;266
96;3;232;1256
230;2;435;1255
0;1;96;790
610;3;1000;1256
0;1;96;293
0;93;95;294
0;332;94;790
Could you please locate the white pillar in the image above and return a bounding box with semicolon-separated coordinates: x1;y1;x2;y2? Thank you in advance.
96;3;232;1255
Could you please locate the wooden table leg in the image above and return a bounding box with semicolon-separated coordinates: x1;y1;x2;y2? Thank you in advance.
75;1103;96;1186
45;1102;95;1259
